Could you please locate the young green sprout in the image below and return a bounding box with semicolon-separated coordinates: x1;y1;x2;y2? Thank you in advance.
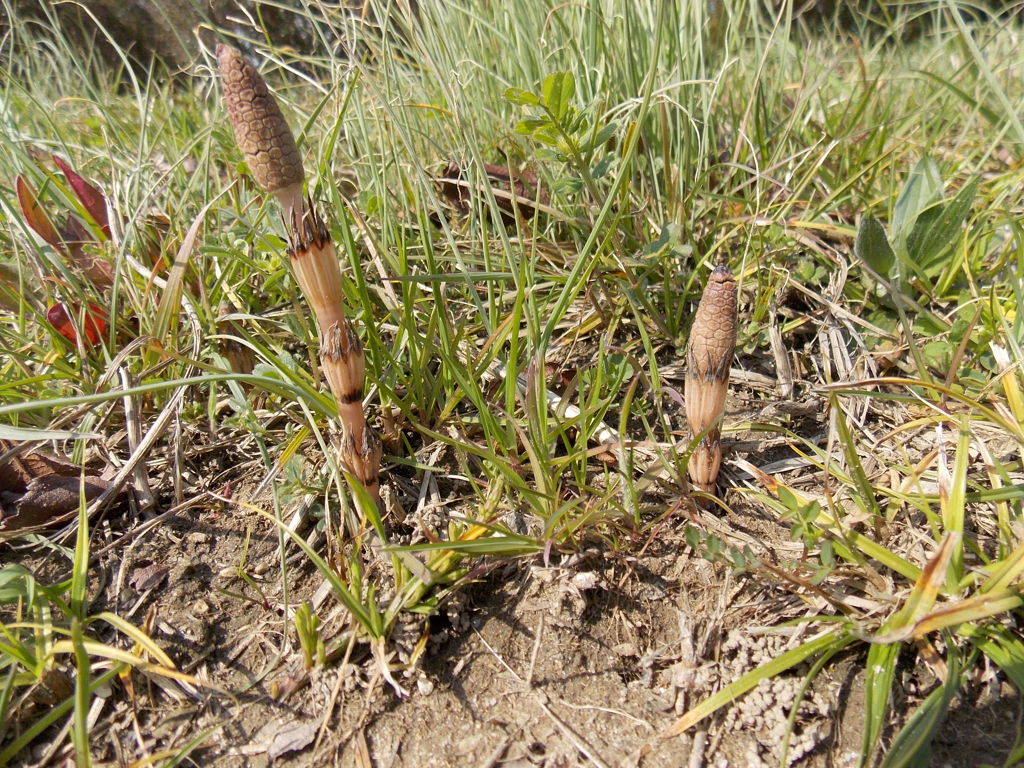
217;43;381;501
685;262;737;496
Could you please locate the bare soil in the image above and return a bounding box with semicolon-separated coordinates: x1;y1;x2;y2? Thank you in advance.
9;458;1020;768
5;368;1021;768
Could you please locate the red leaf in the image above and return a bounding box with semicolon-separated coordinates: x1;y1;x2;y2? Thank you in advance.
59;214;91;246
60;215;114;288
46;302;107;345
52;155;110;238
15;175;63;251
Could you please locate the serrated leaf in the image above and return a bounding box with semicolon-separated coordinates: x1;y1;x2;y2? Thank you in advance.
892;157;942;246
855;215;896;279
541;72;575;121
504;87;540;106
905;177;978;275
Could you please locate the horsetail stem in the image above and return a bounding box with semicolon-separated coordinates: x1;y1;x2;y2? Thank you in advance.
216;43;306;230
218;42;381;502
685;262;737;495
286;203;347;332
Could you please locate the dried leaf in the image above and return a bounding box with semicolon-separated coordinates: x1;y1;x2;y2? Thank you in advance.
58;213;92;248
141;213;171;272
217;302;255;379
267;720;317;759
436;161;548;224
0;441;83;492
60;215;114;287
129;563;170;592
1;474;111;530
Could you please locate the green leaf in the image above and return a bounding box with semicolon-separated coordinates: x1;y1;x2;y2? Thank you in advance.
257;507;380;637
541;72;575;122
504;87;540;106
855;215;896;278
832;394;882;519
0;425;99;441
664;629;854;736
579;121;618;153
531;126;561;147
862;642;900;765
905;177;978;274
514;117;552;135
592;154;615;179
939;420;970;589
879;645;960;768
153;190;227;344
592;121;618;147
970;625;1024;691
892;157;942;247
914;70;1002;128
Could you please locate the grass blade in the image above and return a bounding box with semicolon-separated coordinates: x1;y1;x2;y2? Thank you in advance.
663;629;853;738
879;641;961;768
862;641;900;766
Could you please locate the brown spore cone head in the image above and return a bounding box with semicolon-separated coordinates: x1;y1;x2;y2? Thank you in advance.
686;262;737;383
216;43;304;194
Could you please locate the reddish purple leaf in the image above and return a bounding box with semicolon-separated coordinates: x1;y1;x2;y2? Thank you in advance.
47;302;107;345
59;214;113;288
59;213;91;246
52;155;110;238
15;175;63;251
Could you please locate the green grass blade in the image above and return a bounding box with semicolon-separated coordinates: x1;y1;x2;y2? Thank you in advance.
862;641;900;766
664;629;853;738
879;642;961;768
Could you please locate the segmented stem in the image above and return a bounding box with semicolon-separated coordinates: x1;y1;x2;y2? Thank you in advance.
685;262;737;495
218;42;380;503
